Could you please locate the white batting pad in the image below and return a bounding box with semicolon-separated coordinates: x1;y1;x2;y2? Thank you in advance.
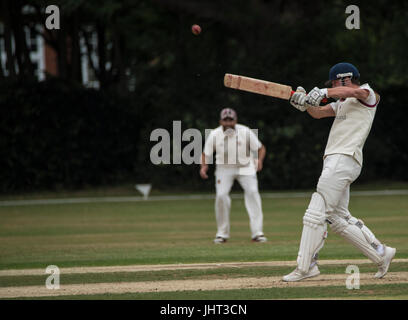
297;192;328;273
336;218;384;265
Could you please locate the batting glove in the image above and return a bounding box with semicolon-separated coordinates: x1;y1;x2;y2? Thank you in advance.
306;87;328;107
290;86;309;112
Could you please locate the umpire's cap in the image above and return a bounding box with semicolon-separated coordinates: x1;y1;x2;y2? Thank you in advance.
220;108;237;120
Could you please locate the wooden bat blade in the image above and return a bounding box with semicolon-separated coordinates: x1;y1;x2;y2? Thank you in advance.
224;73;293;100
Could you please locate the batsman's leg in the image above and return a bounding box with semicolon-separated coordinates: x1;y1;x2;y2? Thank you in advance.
282;192;327;282
328;186;396;278
214;169;235;241
236;174;265;240
283;155;353;282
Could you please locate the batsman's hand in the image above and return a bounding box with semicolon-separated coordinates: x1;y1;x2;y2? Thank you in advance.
200;165;209;179
305;87;328;107
290;86;309;112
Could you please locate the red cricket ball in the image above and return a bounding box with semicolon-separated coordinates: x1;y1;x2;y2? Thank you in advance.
191;24;201;35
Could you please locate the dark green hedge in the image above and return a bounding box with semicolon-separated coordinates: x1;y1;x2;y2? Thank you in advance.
0;79;141;192
0;79;407;193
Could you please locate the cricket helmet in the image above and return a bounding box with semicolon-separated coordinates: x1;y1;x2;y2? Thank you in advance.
326;62;360;86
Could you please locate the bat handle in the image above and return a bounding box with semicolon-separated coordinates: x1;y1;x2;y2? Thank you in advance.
290;90;328;104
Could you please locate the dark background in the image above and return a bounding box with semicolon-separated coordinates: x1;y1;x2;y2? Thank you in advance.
0;0;407;193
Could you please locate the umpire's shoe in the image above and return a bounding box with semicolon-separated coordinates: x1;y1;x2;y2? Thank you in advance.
252;235;267;243
214;237;227;244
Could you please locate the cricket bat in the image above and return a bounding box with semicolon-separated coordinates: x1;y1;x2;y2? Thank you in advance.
223;73;328;103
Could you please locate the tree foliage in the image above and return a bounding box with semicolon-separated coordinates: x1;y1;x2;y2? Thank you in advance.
0;0;407;192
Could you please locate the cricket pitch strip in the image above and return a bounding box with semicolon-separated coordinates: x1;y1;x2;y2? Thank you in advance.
1;259;407;299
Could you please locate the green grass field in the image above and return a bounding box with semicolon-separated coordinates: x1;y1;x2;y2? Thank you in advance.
0;188;407;299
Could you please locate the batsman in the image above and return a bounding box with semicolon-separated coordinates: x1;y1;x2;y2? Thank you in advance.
283;62;396;282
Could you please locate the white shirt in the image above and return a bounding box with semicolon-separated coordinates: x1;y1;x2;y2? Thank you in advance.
325;83;380;166
203;124;262;171
330;83;377;113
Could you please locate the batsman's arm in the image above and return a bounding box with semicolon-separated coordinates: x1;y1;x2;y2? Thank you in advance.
327;87;369;100
307;105;335;119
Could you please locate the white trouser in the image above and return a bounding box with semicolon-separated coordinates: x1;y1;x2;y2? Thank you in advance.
317;154;362;215
315;154;384;264
214;166;264;239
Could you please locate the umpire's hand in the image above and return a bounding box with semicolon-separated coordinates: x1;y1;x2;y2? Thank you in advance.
200;165;209;179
